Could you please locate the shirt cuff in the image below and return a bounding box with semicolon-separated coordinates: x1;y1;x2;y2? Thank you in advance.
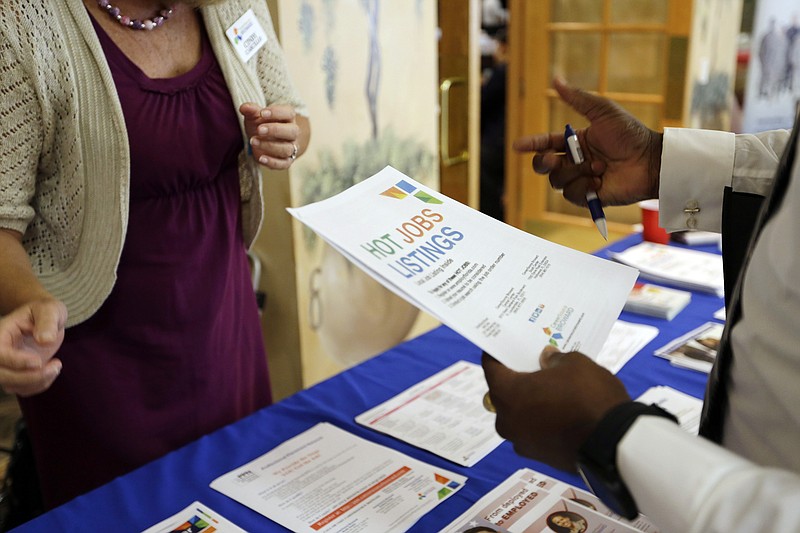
659;128;735;233
618;415;750;532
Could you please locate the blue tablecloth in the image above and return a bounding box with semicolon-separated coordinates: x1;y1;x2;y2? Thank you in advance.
14;234;723;532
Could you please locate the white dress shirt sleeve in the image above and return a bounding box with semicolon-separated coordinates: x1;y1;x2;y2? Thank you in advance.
658;128;790;233
618;126;799;532
658;128;735;233
618;417;800;533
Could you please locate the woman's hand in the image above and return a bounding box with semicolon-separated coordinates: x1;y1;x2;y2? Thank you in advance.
240;103;309;170
0;298;66;396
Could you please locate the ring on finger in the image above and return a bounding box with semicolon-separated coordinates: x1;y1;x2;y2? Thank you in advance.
290;143;298;161
482;392;496;413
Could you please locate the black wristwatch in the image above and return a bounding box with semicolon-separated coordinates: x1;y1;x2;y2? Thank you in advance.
576;402;678;520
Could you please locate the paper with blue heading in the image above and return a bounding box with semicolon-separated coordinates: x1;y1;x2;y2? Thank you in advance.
288;166;638;372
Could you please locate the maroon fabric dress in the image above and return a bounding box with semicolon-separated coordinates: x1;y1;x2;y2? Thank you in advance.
18;19;271;508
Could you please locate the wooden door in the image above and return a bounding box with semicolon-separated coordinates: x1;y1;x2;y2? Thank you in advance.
438;0;481;208
505;0;692;230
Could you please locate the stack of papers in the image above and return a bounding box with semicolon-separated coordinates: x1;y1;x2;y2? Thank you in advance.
442;468;660;532
289;166;638;372
654;321;724;373
636;386;703;435
671;230;722;247
623;282;692;320
610;242;724;297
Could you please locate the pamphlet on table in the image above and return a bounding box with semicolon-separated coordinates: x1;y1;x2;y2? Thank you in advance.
623;282;691;321
609;242;724;297
654;321;724;373
209;422;466;533
141;501;246;533
670;230;722;247
288;166;638;372
441;468;660;532
355;360;503;467
595;320;659;374
635;386;703;435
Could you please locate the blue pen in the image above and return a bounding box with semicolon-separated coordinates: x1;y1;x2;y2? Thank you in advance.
564;124;608;240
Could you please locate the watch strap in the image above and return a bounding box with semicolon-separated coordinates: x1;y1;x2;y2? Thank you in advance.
578;401;678;518
582;401;678;464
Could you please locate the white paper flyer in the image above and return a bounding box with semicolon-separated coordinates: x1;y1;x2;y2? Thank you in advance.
595;320;659;374
635;386;703;435
210;422;466;533
141;501;246;533
610;242;724;297
288;166;638;372
355;360;503;467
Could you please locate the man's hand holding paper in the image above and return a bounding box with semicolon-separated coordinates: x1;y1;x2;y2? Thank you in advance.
481;347;630;472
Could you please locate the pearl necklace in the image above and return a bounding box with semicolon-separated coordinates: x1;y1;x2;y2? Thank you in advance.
97;0;174;31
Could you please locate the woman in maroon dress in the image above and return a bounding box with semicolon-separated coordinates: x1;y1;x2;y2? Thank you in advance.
0;0;310;510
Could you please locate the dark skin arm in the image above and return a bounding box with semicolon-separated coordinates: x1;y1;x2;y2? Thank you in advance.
485;78;666;471
482;346;630;472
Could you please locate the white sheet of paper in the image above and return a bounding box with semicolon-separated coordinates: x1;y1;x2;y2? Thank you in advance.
595;320;659;374
441;468;659;533
355;361;503;467
288;166;638;372
141;501;246;533
635;386;703;435
210;423;466;533
610;242;724;296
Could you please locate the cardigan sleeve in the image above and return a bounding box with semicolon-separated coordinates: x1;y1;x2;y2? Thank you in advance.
0;32;42;235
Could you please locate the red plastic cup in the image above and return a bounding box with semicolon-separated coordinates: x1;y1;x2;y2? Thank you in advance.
639;200;670;244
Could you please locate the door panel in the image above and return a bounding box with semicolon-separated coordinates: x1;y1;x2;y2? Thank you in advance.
438;0;480;208
507;0;692;229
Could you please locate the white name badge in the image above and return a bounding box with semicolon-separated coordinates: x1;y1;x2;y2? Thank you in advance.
226;9;268;63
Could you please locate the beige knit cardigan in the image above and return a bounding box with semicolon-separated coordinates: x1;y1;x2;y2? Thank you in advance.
0;0;307;326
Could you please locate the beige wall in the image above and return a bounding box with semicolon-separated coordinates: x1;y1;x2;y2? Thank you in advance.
263;1;440;390
251;2;303;402
253;168;303;402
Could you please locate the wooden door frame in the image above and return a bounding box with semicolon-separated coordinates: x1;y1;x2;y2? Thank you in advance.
437;0;481;209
